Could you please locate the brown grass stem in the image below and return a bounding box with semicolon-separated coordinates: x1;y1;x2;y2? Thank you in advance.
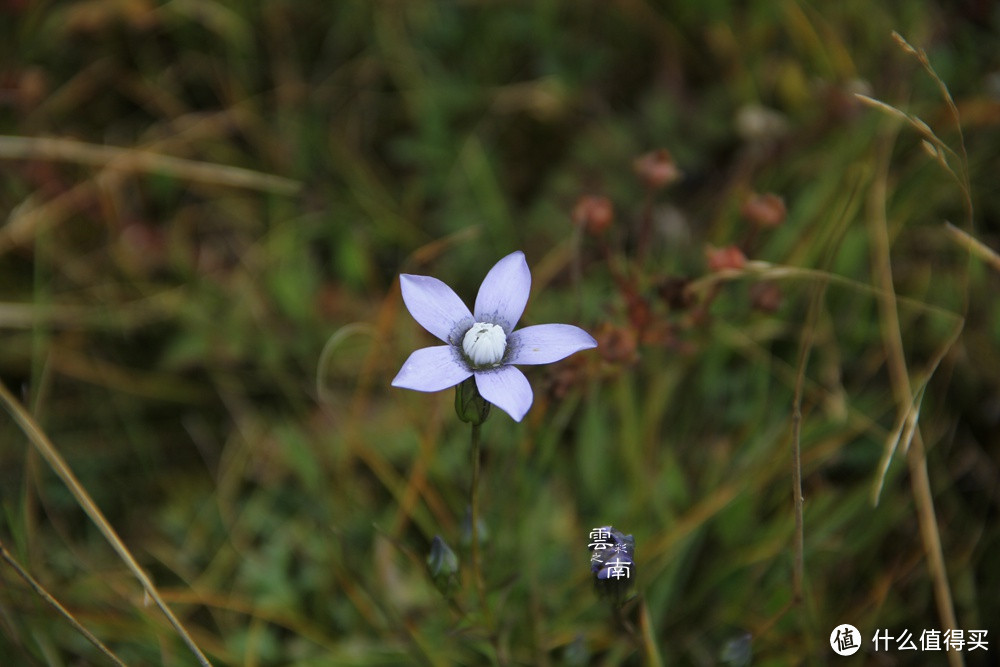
639;599;665;667
890;31;973;227
0;379;213;667
791;273;828;608
0;539;127;666
685;261;961;324
944;222;1000;273
868;136;962;667
0;134;301;194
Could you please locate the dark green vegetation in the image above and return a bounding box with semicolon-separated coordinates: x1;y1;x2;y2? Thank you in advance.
1;1;998;664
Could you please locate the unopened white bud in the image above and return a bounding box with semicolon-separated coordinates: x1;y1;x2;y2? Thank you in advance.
462;322;506;367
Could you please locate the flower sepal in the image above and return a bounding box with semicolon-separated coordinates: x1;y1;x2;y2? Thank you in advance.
455;376;491;425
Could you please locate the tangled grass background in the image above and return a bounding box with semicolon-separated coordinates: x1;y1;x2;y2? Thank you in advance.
0;2;998;664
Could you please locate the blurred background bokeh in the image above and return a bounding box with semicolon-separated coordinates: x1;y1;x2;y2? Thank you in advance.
1;1;999;664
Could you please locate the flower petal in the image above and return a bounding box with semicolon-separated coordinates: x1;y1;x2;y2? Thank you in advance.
474;251;530;333
475;365;533;422
508;324;598;365
400;274;473;343
392;346;471;392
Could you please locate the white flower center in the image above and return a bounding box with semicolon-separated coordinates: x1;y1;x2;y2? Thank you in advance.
462;322;506;367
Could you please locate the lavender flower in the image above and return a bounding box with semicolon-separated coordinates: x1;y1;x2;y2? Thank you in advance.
392;251;597;421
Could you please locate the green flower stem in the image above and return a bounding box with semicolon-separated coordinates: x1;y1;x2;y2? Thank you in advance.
469;421;491;627
455;379;501;660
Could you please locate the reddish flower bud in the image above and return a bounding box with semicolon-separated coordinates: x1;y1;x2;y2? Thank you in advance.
741;192;786;228
572;195;614;235
705;244;747;272
633;149;682;189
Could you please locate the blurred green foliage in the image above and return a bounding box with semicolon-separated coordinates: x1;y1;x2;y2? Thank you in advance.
1;0;999;664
